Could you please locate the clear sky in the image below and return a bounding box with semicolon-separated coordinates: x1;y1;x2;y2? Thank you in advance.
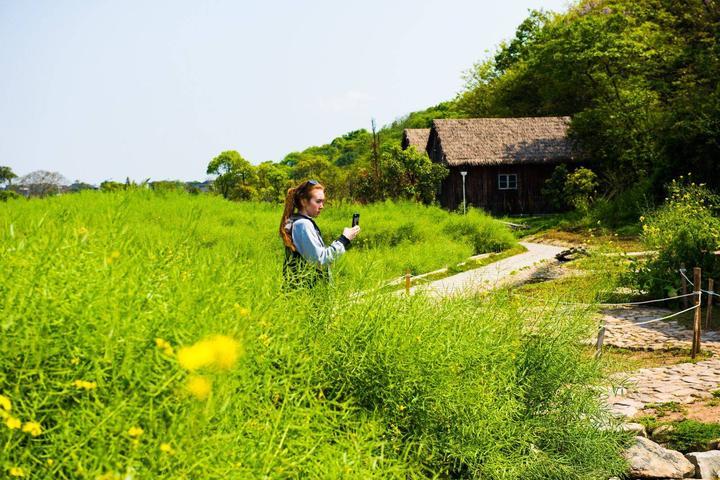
1;0;570;184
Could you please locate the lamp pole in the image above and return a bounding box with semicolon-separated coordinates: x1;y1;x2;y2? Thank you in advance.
460;171;467;214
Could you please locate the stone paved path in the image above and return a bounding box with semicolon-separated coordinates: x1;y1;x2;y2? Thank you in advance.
599;307;720;354
410;241;566;297
599;307;720;417
605;359;720;417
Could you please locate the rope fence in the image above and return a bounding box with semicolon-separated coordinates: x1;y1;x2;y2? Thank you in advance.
598;302;700;331
593;267;713;359
680;268;695;287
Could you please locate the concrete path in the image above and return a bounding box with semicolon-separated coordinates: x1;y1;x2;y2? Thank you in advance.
410;241;566;297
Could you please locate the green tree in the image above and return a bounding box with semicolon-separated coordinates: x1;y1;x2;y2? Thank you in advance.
564;167;598;213
541;164;570;211
456;0;720;197
100;181;126;192
0;166;17;187
18;170;68;197
380;146;448;204
206;151;256;200
255;161;290;202
291;154;347;199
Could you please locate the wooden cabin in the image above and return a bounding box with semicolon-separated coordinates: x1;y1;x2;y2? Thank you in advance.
401;128;430;153
405;117;577;214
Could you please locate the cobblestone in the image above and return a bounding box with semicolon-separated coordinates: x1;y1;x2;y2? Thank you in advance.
599;307;720;417
598;306;720;354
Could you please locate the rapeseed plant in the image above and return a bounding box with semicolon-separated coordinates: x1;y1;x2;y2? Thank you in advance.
128;426;144;438
159;442;175;455
234;304;251;317
186;375;211;400
8;466;25;477
5;415;21;429
22;421;42;436
155;338;174;356
0;393;11;411
177;335;241;371
0;191;627;479
73;380;97;390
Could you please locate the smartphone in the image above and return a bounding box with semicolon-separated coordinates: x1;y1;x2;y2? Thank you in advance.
352;213;360;227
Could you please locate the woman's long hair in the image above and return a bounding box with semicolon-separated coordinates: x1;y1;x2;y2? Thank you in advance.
279;180;324;251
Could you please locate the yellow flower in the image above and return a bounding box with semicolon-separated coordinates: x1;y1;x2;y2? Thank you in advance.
155;338;175;356
0;394;11;411
111;250;120;259
9;466;25;477
73;380;97;390
209;335;240;369
178;335;241;371
159;442;175;455
234;304;251;317
186;375;211;400
22;421;42;436
96;472;119;480
46;459;54;467
70;357;80;366
76;226;89;236
5;416;21;429
258;333;271;347
178;340;215;370
128;426;144;438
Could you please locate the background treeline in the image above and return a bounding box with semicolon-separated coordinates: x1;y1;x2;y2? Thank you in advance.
457;0;719;219
208;0;718;215
204;104;457;205
4;0;718;213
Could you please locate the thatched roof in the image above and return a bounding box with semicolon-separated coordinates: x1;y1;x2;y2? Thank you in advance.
401;128;430;153
430;117;575;166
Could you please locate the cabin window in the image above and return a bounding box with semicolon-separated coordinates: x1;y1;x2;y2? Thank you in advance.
498;174;517;190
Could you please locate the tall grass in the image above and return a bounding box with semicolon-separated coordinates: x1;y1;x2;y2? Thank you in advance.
0;191;625;479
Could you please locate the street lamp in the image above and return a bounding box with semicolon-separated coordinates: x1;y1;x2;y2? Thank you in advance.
460;171;467;214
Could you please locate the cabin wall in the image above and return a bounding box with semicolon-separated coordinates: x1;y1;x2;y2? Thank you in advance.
439;163;563;214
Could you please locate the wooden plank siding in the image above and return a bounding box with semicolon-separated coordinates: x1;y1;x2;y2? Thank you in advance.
440;164;557;214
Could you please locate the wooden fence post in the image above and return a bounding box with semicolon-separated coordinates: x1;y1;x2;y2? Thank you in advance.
681;263;688;309
595;325;606;360
405;269;411;296
691;267;702;359
706;278;714;330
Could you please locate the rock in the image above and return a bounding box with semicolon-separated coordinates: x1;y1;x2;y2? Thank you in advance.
686;451;720;479
623;423;648;438
651;424;675;444
623;436;695;479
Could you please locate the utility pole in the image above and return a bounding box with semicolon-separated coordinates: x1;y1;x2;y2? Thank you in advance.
371;118;380;200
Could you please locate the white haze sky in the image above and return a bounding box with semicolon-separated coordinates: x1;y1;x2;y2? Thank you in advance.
1;0;570;184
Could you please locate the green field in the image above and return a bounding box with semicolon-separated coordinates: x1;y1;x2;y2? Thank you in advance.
0;191;626;479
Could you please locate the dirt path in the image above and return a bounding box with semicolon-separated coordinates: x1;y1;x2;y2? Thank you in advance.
409;241;566;297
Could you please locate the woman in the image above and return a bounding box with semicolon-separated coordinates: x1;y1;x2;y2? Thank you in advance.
279;180;360;288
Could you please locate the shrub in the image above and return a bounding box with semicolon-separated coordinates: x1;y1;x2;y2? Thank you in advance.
442;208;516;254
0;190;21;202
634;179;720;296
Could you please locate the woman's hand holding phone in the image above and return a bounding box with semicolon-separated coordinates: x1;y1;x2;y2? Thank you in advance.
343;226;360;241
